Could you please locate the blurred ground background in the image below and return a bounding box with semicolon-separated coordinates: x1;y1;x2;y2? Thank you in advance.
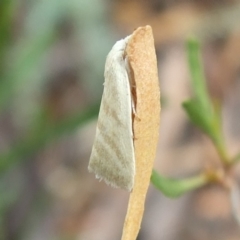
1;0;240;239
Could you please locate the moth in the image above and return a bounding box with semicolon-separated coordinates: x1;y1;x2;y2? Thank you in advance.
89;26;160;240
88;35;135;191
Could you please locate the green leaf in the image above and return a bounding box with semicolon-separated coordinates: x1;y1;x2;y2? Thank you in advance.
184;38;216;139
182;99;213;138
184;38;230;164
187;38;211;111
151;169;208;198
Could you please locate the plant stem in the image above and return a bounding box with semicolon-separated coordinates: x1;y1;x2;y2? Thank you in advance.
214;137;231;165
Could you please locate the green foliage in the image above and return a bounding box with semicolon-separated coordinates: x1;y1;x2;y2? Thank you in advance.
151;38;238;198
0;2;101;239
0;1;100;174
151;170;208;198
183;38;230;163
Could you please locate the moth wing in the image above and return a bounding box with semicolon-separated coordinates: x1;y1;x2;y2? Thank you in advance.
88;39;135;191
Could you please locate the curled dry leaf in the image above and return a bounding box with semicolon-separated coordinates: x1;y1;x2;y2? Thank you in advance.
121;26;160;240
